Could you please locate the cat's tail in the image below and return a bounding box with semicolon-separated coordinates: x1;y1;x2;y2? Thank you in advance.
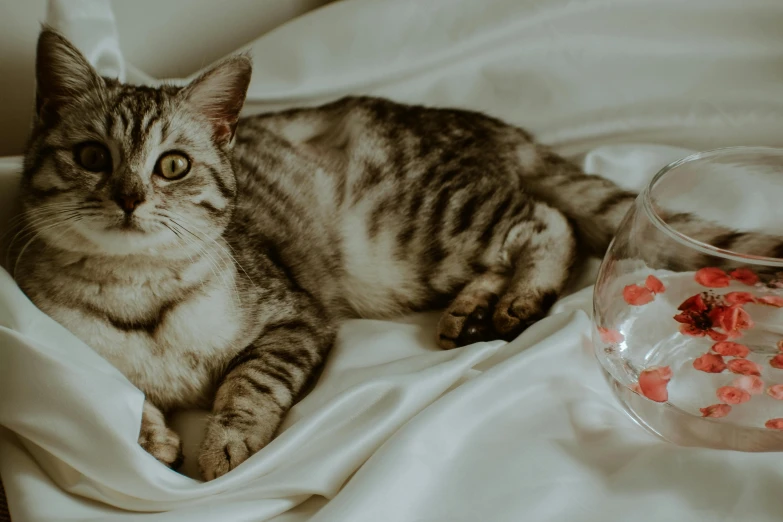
519;145;783;264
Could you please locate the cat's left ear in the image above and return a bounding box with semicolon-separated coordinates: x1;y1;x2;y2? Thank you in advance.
180;55;252;145
35;27;104;124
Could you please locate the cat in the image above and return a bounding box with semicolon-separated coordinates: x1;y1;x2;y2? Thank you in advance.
13;28;775;481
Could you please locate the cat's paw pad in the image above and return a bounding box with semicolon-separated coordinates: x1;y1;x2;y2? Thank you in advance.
493;290;558;337
138;422;183;469
437;291;497;349
198;414;272;481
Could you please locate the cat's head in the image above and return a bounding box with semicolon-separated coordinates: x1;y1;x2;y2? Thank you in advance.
20;28;252;257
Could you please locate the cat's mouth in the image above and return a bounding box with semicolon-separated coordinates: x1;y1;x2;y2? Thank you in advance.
107;216;146;233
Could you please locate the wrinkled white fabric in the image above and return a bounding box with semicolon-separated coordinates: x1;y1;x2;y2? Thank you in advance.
46;0;125;81
3;0;783;520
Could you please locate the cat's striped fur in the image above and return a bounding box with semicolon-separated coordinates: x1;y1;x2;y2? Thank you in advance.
15;29;782;481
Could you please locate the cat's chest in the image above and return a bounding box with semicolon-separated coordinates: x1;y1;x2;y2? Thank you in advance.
45;272;247;409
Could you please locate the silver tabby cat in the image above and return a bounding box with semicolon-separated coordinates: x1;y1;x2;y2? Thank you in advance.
15;29;775;481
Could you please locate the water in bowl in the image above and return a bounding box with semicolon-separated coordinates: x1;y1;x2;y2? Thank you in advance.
596;269;783;451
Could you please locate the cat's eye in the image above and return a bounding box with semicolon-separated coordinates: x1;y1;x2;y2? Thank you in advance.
156;152;191;180
74;142;111;172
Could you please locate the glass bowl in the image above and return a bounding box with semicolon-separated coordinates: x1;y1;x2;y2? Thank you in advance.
593;146;783;451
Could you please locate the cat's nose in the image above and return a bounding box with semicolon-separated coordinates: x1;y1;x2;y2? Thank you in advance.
114;194;145;214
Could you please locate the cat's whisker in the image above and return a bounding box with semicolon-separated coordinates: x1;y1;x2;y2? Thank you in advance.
162;209;257;292
4;202;101;235
13;217;80;278
164;224;201;268
5;211;83;268
6;209;82;247
3;209;66;231
160;222;210;292
167;220;235;297
0;203;85;241
6;206;103;267
164;216;242;298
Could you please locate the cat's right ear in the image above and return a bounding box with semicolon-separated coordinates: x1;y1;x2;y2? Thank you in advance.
35;27;104;124
179;55;252;146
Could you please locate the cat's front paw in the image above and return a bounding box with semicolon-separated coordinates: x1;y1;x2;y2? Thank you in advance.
198;413;275;481
138;417;183;469
437;290;498;349
493;289;558;338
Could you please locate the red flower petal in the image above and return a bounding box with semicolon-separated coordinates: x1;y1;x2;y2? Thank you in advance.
712;305;754;334
727;359;762;376
679;324;706;337
706;329;729;342
771;354;783;369
732;307;751;331
767;384;783;400
678;294;707;313
695;267;731;288
598;327;624;344
638;366;672;403
724;292;756;306
708;307;724;324
716;386;751;405
645;275;665;294
693;353;726;373
733;375;764;395
700;404;732;418
765;418;783;429
673;313;692;324
730;268;759;286
711;341;750;358
623;284;654;306
757;295;783;308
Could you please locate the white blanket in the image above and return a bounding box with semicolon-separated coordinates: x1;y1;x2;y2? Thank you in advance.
3;0;783;520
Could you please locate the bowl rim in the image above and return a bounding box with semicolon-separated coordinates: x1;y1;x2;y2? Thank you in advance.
641;146;783;268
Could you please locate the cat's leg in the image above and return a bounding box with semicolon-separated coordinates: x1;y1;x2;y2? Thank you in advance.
198;303;334;481
436;202;576;348
437;271;510;349
492;202;576;338
138;400;183;469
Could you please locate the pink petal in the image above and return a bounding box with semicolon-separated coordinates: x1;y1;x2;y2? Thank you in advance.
771;354;783;369
695;267;731;288
706;329;729;342
716;386;752;405
713;305;754;333
673;312;695;324
765;418;783;430
693;353;726;373
623;284;654;306
757;295;783;308
724;292;756;306
598;327;625;344
700;404;732;418
730;268;759;286
733;375;764;395
766;384;783;400
678;294;707;312
645;275;665;294
638;366;672;403
733;306;754;330
711;341;750;358
727;359;762;376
